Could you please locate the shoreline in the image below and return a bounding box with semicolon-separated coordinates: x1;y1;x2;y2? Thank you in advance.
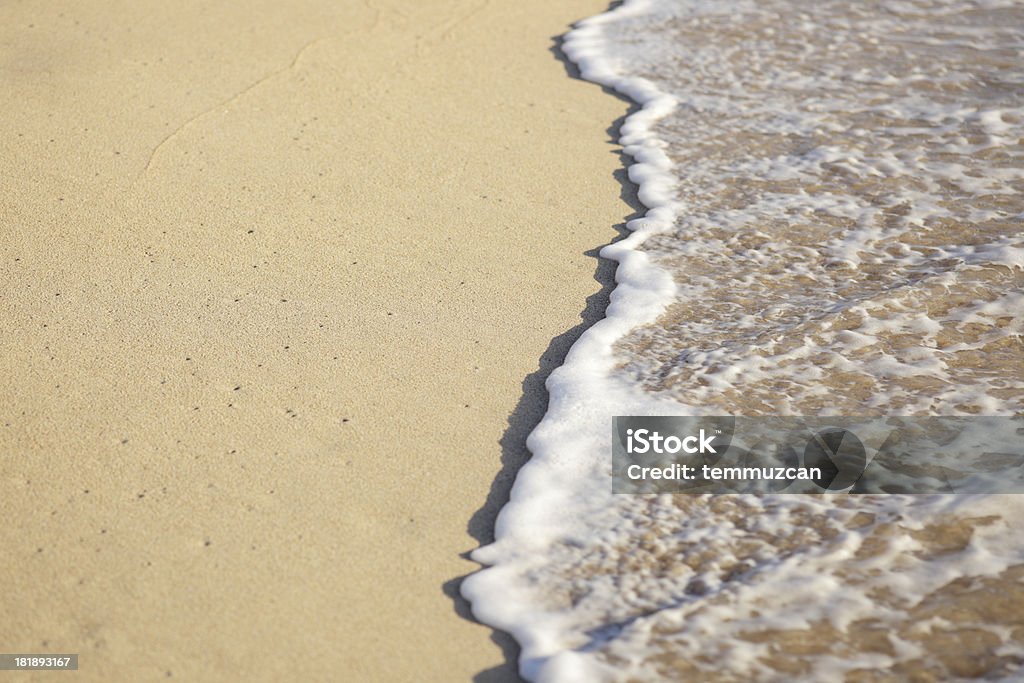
0;2;630;680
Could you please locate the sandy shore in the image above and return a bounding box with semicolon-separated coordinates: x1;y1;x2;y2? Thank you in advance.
0;1;630;680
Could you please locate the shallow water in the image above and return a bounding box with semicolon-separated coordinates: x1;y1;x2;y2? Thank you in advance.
609;0;1024;417
463;1;1024;680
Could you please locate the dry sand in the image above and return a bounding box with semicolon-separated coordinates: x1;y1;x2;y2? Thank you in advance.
0;1;631;680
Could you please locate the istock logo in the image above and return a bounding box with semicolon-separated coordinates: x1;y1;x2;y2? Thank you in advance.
803;427;868;491
625;428;717;455
612;415;1024;495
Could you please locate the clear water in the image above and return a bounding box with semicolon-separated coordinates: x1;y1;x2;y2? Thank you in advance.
463;1;1024;680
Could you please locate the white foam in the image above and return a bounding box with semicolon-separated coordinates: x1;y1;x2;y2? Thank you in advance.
463;0;1024;679
462;2;689;679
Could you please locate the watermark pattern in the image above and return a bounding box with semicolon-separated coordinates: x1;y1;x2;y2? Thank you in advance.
0;655;78;670
612;416;1024;494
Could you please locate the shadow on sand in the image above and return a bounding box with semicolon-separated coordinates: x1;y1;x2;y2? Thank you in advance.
444;19;644;683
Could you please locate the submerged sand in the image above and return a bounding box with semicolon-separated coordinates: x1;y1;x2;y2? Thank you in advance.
0;1;629;679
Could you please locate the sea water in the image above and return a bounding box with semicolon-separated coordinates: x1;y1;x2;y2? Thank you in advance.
463;1;1024;680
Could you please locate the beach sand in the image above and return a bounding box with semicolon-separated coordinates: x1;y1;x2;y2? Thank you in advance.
0;1;629;680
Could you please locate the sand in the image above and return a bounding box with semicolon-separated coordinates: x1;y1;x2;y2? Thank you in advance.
0;0;630;680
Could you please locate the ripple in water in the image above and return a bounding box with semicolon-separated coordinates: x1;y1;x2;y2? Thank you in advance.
464;2;1024;680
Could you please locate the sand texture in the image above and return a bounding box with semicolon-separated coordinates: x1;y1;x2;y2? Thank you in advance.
0;1;630;680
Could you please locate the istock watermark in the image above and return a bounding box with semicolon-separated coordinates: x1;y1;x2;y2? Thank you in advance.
612;416;1024;494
